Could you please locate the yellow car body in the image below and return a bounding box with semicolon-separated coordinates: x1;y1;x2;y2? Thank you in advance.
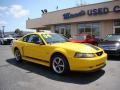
12;32;107;74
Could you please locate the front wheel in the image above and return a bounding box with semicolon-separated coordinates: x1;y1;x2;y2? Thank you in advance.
0;41;3;45
51;55;69;75
14;49;22;62
0;41;2;45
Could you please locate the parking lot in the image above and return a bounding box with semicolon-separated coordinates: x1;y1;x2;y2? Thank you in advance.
0;45;120;90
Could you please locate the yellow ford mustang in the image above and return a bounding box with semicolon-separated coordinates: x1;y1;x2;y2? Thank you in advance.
12;32;107;75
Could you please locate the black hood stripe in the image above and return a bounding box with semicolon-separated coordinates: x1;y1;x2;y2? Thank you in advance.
84;43;100;51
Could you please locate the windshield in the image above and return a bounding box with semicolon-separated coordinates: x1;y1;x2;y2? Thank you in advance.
41;33;68;44
72;35;86;40
104;35;120;41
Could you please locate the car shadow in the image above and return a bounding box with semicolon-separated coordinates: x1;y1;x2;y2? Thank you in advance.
6;58;105;85
108;56;120;61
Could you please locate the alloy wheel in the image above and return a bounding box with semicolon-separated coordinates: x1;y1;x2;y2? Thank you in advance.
15;49;21;62
52;57;65;74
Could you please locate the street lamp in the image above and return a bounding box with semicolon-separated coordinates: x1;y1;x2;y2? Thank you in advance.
0;29;2;37
2;26;5;37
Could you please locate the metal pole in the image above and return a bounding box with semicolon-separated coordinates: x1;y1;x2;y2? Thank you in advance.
2;26;5;37
80;0;83;6
0;29;1;37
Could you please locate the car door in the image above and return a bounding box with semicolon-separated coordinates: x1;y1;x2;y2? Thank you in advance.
23;34;50;61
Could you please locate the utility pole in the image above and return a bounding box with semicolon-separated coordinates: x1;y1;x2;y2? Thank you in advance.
2;26;5;37
80;0;82;6
0;29;2;37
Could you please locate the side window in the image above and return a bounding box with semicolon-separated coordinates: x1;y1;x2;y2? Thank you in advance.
27;34;42;44
27;35;34;43
23;35;30;42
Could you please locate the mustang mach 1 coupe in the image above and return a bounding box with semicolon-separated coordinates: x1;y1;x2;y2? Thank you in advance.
12;32;107;75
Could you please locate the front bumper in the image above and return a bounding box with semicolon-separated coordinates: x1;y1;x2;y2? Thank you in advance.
69;53;107;72
77;63;106;73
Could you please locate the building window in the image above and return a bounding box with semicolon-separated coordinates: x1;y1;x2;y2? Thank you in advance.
85;24;92;34
55;26;59;33
114;20;120;34
114;20;120;26
55;24;71;38
78;22;100;36
92;23;100;36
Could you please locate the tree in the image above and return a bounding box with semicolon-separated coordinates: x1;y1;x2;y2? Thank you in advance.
14;28;23;35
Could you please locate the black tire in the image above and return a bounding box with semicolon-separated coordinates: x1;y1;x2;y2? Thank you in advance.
14;49;22;63
51;54;69;75
0;41;2;45
0;41;3;45
2;41;4;45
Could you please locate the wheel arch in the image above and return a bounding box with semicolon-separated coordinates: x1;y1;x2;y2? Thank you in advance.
14;47;19;51
50;52;69;67
50;52;70;74
0;40;4;45
14;47;23;56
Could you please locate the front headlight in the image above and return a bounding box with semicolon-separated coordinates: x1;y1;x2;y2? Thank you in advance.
74;52;95;58
3;39;7;41
115;43;120;47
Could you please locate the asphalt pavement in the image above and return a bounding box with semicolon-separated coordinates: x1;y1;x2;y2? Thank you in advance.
0;45;120;90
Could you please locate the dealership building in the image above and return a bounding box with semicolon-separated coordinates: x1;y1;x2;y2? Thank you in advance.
26;0;120;38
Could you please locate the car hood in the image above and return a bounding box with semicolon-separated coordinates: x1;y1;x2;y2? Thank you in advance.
99;41;120;45
3;37;14;40
52;42;102;53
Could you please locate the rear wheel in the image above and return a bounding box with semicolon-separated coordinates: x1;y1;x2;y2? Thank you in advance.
0;41;3;45
14;49;22;62
0;41;2;45
51;55;69;75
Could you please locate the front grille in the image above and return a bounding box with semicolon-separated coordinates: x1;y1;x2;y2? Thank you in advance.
96;51;103;56
7;39;12;42
105;50;120;55
6;39;13;44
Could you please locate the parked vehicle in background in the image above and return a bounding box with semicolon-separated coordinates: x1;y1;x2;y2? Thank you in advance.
0;35;14;45
14;35;23;40
69;34;98;45
12;32;107;75
98;34;120;56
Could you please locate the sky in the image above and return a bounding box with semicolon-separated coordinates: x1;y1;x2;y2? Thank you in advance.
0;0;110;32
